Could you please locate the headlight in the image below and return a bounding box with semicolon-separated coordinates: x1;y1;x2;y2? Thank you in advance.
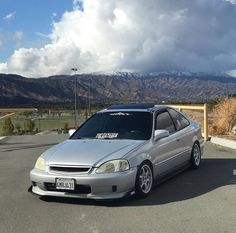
35;157;46;171
96;159;130;174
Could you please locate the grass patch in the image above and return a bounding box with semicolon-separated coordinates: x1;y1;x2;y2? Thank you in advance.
0;115;87;135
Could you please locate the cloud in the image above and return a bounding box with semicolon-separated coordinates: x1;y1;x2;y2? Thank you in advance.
226;70;236;76
0;30;24;49
35;32;49;38
0;31;23;66
0;30;23;40
225;0;236;4
14;31;23;40
1;0;236;77
3;11;16;22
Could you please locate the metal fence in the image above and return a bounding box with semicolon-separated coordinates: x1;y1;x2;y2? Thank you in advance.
166;104;209;141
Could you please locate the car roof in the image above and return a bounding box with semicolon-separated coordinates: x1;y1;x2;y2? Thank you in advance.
99;104;168;113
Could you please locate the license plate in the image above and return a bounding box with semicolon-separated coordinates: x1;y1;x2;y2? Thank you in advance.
56;178;75;190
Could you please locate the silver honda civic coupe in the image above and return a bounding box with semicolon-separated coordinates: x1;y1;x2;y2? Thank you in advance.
30;104;204;199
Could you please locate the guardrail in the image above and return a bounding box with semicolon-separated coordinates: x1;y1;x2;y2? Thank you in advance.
0;106;209;140
0;113;16;120
0;108;38;113
0;108;38;120
166;104;209;141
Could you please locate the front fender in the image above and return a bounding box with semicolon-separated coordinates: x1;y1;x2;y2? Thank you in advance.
128;152;152;169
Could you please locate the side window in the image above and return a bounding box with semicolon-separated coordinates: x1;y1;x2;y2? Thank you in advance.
168;109;190;131
155;111;176;134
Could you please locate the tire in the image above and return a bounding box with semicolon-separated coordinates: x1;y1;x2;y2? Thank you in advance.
135;161;153;198
190;142;201;169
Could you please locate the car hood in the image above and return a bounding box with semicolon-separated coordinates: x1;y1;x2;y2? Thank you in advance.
42;139;145;167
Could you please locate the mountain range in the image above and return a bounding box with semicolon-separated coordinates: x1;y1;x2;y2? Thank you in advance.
0;72;236;107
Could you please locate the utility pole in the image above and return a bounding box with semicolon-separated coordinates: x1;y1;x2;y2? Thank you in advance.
71;68;78;128
88;77;91;116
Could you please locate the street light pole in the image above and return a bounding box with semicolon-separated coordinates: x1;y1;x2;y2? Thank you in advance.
71;68;78;128
88;77;91;116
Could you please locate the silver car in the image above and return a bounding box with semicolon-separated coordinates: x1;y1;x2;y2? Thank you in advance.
30;104;204;200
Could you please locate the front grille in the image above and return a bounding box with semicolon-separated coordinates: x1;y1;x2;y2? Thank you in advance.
49;166;90;173
44;183;91;194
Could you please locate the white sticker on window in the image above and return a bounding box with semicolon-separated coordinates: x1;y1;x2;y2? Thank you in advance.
110;112;131;116
96;133;118;139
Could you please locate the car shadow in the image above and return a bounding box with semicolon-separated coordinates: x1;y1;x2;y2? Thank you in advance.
39;158;236;207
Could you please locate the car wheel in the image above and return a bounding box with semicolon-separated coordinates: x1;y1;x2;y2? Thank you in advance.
191;142;201;169
135;161;153;198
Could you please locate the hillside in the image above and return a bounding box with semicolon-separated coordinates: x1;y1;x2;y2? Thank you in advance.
0;72;236;107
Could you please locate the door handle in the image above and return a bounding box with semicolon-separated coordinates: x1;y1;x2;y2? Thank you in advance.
176;138;180;142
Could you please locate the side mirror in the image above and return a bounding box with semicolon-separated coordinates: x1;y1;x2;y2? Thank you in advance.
154;129;169;141
69;129;76;136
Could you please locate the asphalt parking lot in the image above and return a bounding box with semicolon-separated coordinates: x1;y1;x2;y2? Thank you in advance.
0;135;236;233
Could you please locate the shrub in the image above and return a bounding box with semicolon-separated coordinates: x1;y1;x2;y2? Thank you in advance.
2;118;14;135
24;119;35;132
209;98;236;135
63;123;69;134
15;123;22;134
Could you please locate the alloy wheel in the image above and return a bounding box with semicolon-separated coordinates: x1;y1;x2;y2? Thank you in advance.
139;164;153;194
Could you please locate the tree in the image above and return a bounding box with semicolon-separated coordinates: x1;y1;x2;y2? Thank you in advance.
2;118;14;135
24;119;35;132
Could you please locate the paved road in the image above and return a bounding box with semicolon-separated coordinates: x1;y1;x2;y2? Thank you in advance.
0;135;236;233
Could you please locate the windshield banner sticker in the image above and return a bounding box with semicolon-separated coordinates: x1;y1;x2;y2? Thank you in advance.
96;133;118;139
110;112;131;116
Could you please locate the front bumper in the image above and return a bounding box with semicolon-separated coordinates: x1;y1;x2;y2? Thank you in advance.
30;168;137;199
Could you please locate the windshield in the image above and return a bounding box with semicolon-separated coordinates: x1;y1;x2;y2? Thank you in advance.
71;111;153;140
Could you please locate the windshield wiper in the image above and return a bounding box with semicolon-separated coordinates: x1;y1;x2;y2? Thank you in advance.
100;137;117;140
73;137;93;139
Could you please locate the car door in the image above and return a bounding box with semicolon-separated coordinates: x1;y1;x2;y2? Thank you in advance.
151;110;184;176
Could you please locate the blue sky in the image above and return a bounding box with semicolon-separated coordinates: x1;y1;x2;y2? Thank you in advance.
0;0;73;62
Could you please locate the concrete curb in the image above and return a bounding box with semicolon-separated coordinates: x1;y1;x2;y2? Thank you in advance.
0;136;8;144
210;137;236;150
